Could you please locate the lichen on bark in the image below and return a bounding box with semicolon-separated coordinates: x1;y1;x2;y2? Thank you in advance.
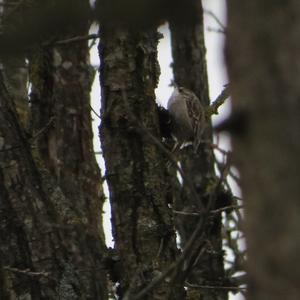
99;26;184;299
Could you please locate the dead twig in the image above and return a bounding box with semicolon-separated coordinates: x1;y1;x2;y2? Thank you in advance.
43;34;100;47
90;104;101;119
209;84;230;116
186;281;247;292
3;266;50;278
204;9;226;31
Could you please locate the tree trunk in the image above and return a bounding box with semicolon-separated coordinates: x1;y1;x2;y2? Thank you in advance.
169;1;227;299
98;25;185;299
29;38;105;242
226;2;300;300
0;72;107;299
0;1;107;298
0;0;29;128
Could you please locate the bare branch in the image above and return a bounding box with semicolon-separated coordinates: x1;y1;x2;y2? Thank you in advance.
31;116;55;141
44;34;100;47
186;281;247;292
207;26;226;34
3;266;51;279
90;104;101;119
209;84;230;116
204;9;226;31
211;205;244;214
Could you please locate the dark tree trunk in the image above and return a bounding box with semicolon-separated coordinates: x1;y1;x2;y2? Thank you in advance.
98;25;185;299
226;2;300;300
0;1;107;298
29;3;105;243
0;72;107;299
1;0;29;128
169;1;227;299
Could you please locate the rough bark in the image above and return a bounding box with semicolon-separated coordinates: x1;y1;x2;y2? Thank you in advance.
29;2;105;242
0;72;107;299
98;26;184;299
226;2;300;300
0;0;29;128
0;56;29;127
0;1;107;298
169;1;227;299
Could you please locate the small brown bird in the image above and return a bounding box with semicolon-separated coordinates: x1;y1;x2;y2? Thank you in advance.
167;86;206;153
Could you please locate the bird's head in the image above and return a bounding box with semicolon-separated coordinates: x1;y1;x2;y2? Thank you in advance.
172;84;185;97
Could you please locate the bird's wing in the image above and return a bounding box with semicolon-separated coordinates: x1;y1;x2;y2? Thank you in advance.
185;94;204;133
185;94;205;152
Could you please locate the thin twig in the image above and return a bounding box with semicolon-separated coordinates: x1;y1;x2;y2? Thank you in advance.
186;282;247;292
228;169;241;185
173;210;201;216
174;205;243;216
209;84;230;116
90;104;101;119
89;35;98;50
43;34;100;47
211;205;244;214
204;9;226;31
31;117;55;141
211;142;231;156
3;266;50;278
207;26;226;34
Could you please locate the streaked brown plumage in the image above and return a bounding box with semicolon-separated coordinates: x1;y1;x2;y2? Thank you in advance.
167;86;206;153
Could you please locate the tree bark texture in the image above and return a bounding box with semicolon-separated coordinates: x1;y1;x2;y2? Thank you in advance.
0;1;107;298
0;72;107;299
226;2;300;300
99;26;185;299
29;4;105;242
0;0;29;128
169;1;227;299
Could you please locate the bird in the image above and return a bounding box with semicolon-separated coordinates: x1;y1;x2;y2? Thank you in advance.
167;86;206;153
